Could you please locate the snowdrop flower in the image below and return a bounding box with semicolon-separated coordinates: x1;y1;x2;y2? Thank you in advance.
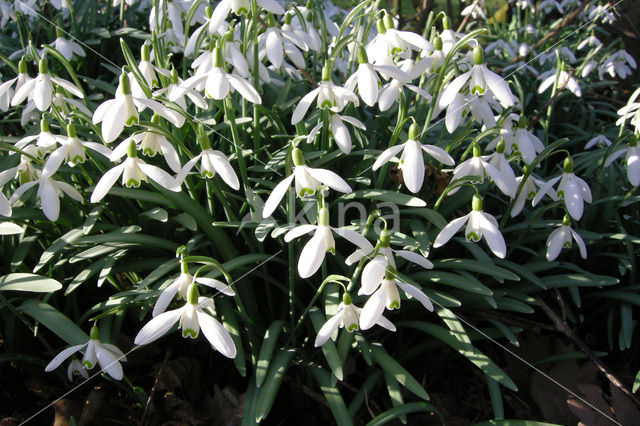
366;15;432;65
585;134;612;149
50;28;85;61
259;13;309;69
291;65;358;124
514;0;535;11
348;228;434;286
14;118;58;155
546;215;587;261
617;89;640;135
306;111;366;154
511;171;550;217
485;141;517;194
135;283;236;358
537;0;563;14
152;263;234;316
177;133;240;189
262;147;351;217
155;68;207;111
511;118;545;164
600;50;637;79
109;116;181;173
9;163;83;222
90;139;180;203
284;207;370;278
344;47;409;107
578;34;602;50
372;122;454;193
45;325;126;381
439;17;459;54
180;48;261;104
359;265;433;330
93;72;183;143
66;359;89;382
604;135;640;186
289;10;321;52
450;145;516;197
0;59;31;110
44;123;112;170
0;166;17;217
209;0;285;35
461;2;486;20
533;157;592;220
433;194;507;258
439;45;515;109
538;67;581;97
377;57;431;112
315;292;396;346
588;4;617;25
12;58;84;111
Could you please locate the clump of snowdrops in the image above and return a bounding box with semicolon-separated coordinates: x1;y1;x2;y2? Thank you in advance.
0;0;638;423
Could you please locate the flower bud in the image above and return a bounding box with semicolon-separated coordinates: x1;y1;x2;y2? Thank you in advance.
266;13;276;27
170;67;178;84
376;19;386;34
442;16;451;30
56;26;64;38
181;259;190;274
205;5;212;18
473;144;481;157
383;13;394;30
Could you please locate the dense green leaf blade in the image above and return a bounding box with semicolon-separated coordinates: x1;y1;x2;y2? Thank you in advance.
309;363;353;426
370;343;429;400
0;273;62;293
255;348;296;422
19;300;88;346
366;402;441;425
256;320;285;388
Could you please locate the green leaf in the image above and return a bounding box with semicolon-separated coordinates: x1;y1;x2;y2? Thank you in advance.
19;300;88;346
539;274;619;289
370;343;429;400
633;368;640;393
366;402;441;425
402;321;518;391
433;259;519;283
255;348;296;422
34;228;84;272
486;376;504;420
217;298;246;377
256;320;285;388
383;371;407;424
473;421;561;426
338;189;427;207
412;271;493;296
0;273;62;293
310;308;344;381
309;364;353;426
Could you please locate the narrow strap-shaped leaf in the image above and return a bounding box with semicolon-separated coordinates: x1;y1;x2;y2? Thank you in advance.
218;298;246;377
255;348;296;422
256;320;285;387
19;300;88;346
309;363;353;426
486;375;504;420
366;402;441;425
383;371;407;424
370;343;429;400
0;273;62;293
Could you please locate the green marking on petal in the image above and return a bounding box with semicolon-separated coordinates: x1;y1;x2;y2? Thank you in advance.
466;232;480;242
182;328;198;338
125;178;142;188
346;323;358;332
388;300;400;310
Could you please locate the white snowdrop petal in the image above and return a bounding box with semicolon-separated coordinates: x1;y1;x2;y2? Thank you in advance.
331;227;371;250
562;179;583;220
45;344;86;372
421;144;455;166
402;141;424;193
198;312;236;358
546;228;564;261
284;224;317;242
263;174;295;218
439;71;471;108
359;288;387;330
40;182;60;221
91;164;125;203
314;312;343;347
360;255;386;296
478;213;506;258
305;167;352;193
51;77;83;98
433;214;470;248
227;74;261;104
330;114;351;154
138;163;179;192
482;67;514;107
96;345;123;380
298;229;327;278
396;282;433;311
376;314;397;331
195;277;235;296
571;229;587;259
134;309;183;345
152;282;180;317
373;144;405;171
395;250;433;269
357;64;378;107
292;87;320;125
208;151;240;190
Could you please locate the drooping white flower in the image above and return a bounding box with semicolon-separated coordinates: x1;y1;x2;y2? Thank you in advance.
11;58;84;112
577;34;602;50
511;172;551;217
152;262;234;317
433;194;507;258
450;145;516;197
45;325;126;381
439;45;515;109
90;140;180;203
262;147;351;218
291;65;358;124
258;14;309;69
359;265;433;330
600;50;637;80
284;207;370;278
617;88;640;135
315;293;396;347
538;68;581;97
50;29;85;61
176;133;240;190
14;118;58;155
533;157;592;220
537;0;563;14
546;215;587;261
604;135;640;186
461;2;486;19
109;116;182;173
66;359;89;382
43;123;112;170
377;57;431;112
306;111;366;154
9;163;83;222
208;0;285;35
585;134;612;150
372;122;454;193
179;47;261;104
0;59;32;111
366;14;432;65
135;283;236;358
